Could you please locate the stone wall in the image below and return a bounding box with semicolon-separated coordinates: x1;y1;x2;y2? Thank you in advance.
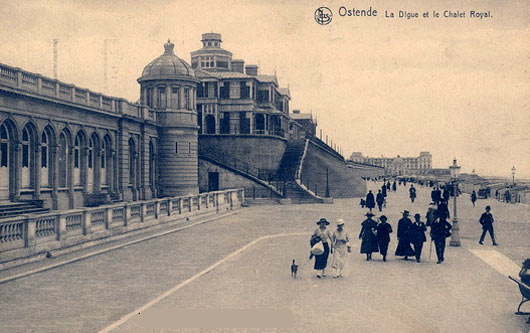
199;159;282;199
300;142;366;198
198;135;287;173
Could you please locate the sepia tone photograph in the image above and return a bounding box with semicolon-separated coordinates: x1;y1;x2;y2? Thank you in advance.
0;0;529;331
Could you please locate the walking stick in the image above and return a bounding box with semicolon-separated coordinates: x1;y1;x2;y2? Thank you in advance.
429;238;433;261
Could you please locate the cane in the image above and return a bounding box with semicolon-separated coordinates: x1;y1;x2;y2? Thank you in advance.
429;238;433;261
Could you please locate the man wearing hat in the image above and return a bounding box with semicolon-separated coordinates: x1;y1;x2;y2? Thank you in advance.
311;218;333;278
376;215;393;262
332;219;350;278
359;212;379;261
410;213;427;263
479;206;498;246
395;210;415;260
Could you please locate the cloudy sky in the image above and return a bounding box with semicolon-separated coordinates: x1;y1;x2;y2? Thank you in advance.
1;0;528;178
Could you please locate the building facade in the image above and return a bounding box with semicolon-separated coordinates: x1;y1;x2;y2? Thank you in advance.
191;33;291;138
349;152;432;175
0;40;198;209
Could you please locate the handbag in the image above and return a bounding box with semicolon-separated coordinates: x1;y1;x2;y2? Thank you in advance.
311;241;325;255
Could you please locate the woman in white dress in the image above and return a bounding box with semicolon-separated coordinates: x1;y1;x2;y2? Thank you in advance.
332;219;351;278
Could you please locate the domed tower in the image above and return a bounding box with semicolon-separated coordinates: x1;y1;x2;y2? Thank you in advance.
138;40;199;196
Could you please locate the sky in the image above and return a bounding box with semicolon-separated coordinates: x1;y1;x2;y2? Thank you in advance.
0;0;528;178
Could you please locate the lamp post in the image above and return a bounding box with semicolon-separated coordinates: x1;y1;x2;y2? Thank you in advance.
449;158;461;247
511;166;516;186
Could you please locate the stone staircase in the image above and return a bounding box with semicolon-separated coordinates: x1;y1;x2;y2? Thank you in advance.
0;201;50;219
278;139;323;204
284;181;323;204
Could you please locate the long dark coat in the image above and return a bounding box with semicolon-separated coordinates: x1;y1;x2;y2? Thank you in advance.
430;219;452;241
359;218;379;254
376;192;384;205
365;192;375;209
376;221;392;256
381;185;387;198
395;217;415;256
410;222;427;243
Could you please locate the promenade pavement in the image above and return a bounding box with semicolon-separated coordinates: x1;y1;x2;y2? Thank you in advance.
0;181;528;332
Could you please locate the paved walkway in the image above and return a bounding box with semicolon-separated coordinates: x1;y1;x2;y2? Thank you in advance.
0;182;528;332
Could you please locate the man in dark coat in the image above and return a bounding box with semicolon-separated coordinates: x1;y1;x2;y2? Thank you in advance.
430;187;437;204
442;186;450;202
471;190;477;207
386;181;391;190
376;190;385;212
437;199;450;220
433;187;442;205
381;184;387;198
365;190;376;212
392;181;397;191
409;185;417;203
359;212;379;261
479;205;498;245
376;215;392;262
395;210;415;260
410;213;427;263
430;217;452;264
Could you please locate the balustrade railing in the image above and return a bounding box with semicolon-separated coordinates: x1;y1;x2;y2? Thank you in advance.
0;189;243;257
0;62;155;121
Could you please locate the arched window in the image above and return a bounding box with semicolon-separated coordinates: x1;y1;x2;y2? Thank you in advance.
40;129;53;187
58;132;68;188
0;123;10;199
87;136;94;191
205;115;216;134
101;135;112;187
73;133;82;186
149;140;156;191
21;125;35;189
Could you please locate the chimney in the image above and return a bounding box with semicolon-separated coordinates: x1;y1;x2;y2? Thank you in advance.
231;59;244;73
245;65;258;76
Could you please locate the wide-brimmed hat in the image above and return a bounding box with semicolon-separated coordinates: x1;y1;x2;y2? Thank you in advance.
365;212;375;217
379;215;388;221
316;218;330;225
402;210;410;215
337;218;345;226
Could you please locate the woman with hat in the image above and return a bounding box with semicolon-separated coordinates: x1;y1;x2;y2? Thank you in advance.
359;212;379;261
376;215;393;262
311;218;333;278
395;210;415;260
332;219;351;278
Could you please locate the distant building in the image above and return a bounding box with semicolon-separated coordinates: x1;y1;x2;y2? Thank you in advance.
349;152;432;175
290;109;316;138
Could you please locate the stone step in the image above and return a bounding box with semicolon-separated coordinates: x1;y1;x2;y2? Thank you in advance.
0;207;50;218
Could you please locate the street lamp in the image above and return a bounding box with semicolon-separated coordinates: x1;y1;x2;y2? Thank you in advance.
449;158;461;247
511;166;516;186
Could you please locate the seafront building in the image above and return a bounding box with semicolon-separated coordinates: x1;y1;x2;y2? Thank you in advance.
349;152;432;176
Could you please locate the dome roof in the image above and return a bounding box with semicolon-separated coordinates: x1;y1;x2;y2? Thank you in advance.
139;40;195;82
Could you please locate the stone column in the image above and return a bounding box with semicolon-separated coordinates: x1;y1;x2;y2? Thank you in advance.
33;144;41;200
67;147;74;208
94;148;101;193
51;144;59;210
81;147;88;194
13;142;21;201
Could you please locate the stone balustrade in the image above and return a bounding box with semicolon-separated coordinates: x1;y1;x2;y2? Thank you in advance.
0;62;155;122
0;188;243;265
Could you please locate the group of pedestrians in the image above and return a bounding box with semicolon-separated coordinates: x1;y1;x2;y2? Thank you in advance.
309;181;501;278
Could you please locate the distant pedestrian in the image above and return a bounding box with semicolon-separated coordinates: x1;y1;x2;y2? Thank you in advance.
381;184;387;198
505;190;512;203
437;199;450;220
425;202;437;228
386;181;391;190
311;218;333;278
410;213;427;263
332;219;351;278
430;217;452;264
409;185;416;203
442;186;450;202
376;190;385;212
291;259;298;278
365;190;376;212
376;215;393;262
431;187;437;203
395;210;415;260
392;181;397;192
471;190;477;207
479;206;497;246
359;212;379;261
360;198;366;208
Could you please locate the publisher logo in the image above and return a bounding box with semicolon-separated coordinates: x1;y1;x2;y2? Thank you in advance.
315;7;333;25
